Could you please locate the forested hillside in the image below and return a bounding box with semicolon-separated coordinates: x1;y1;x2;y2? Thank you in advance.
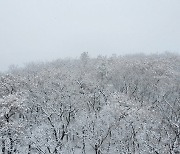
0;53;180;154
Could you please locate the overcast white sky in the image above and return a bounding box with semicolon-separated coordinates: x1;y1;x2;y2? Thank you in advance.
0;0;180;71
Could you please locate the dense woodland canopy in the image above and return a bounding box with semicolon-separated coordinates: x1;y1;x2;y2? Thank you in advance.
0;52;180;154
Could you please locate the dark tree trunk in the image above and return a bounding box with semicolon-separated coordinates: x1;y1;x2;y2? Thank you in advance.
28;144;31;154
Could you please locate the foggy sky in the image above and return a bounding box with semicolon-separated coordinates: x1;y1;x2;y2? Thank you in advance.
0;0;180;71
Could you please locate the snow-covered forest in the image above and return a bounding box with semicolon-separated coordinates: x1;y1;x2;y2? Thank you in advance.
0;52;180;154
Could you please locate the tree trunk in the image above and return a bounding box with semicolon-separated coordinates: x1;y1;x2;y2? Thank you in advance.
2;139;5;154
7;131;13;154
28;144;31;154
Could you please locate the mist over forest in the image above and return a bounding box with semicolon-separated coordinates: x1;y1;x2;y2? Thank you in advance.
0;52;180;154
